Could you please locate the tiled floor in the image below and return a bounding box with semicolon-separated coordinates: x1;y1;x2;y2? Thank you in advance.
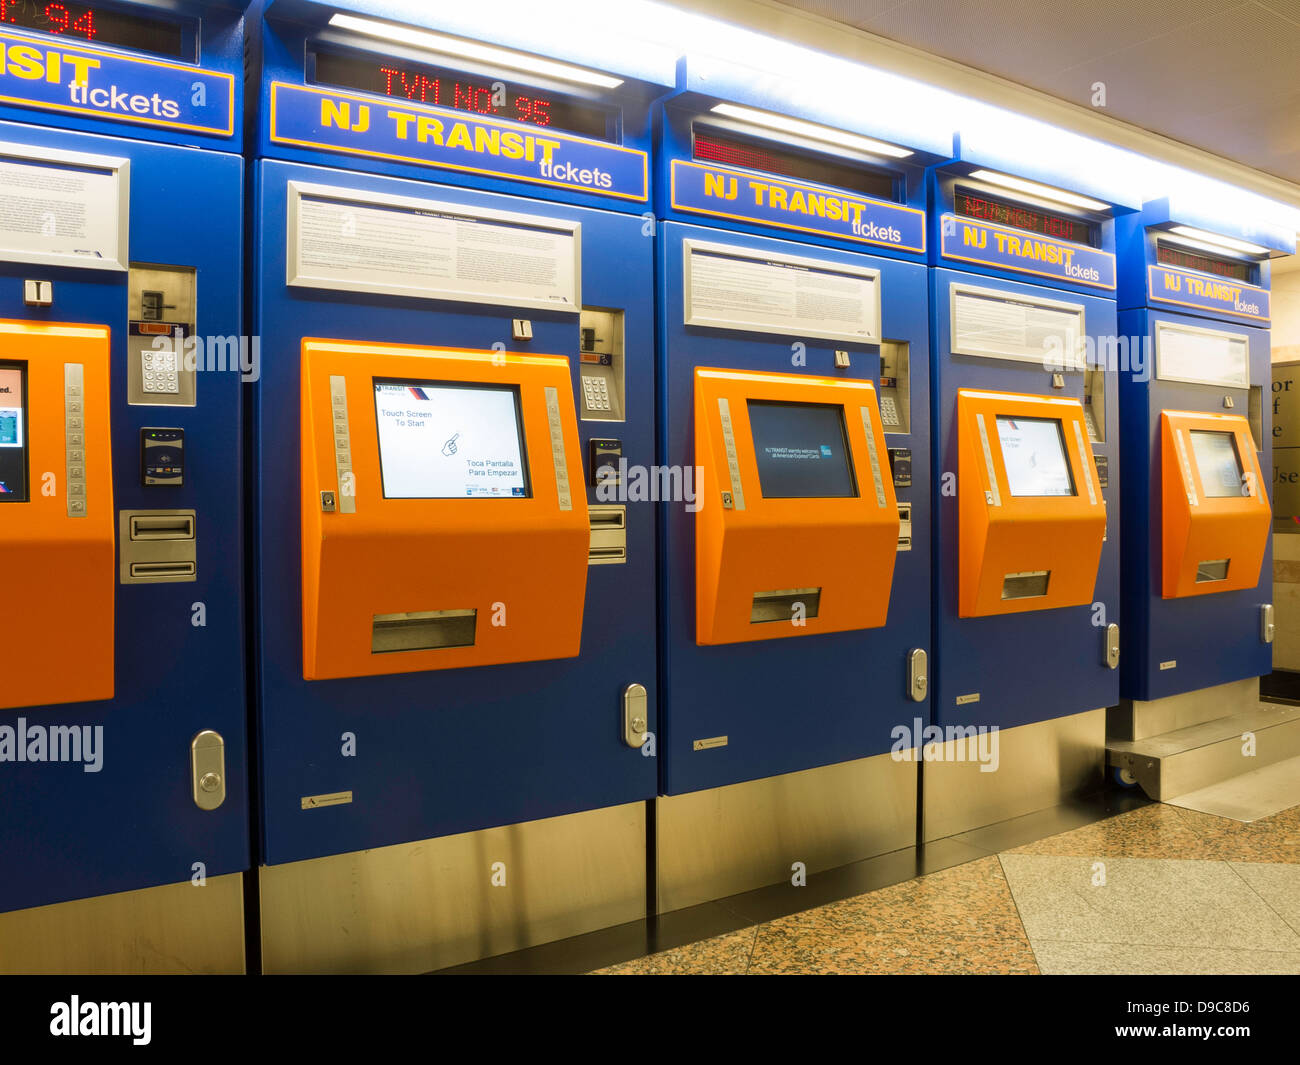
592;802;1300;975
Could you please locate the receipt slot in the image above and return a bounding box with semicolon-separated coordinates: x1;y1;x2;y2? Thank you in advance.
1110;200;1291;779
248;4;672;971
0;1;248;974
654;55;948;910
926;136;1139;839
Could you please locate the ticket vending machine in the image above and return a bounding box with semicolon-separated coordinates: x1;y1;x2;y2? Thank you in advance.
654;56;949;910
1109;200;1298;798
246;1;673;972
0;2;248;972
927;138;1139;840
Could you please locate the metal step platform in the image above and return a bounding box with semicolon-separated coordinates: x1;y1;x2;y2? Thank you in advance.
1106;679;1300;801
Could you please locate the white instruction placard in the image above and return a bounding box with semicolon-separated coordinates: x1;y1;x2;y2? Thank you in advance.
0;145;127;271
1156;321;1249;388
287;182;580;312
684;240;880;343
951;284;1085;366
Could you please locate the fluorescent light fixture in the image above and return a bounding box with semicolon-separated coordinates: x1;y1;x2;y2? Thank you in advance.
710;103;913;159
328;13;624;89
1168;225;1268;257
967;169;1108;212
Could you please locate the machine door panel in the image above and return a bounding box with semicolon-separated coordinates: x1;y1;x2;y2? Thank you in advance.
930;267;1121;732
658;220;931;795
0;122;247;913
1118;307;1272;700
252;159;657;864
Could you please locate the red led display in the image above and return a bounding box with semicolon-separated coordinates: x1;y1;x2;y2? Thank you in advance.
312;50;613;141
956;190;1092;245
0;1;186;59
692;130;895;202
1156;242;1252;282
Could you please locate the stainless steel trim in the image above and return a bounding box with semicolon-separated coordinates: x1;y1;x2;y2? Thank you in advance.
544;385;572;511
976;412;1001;506
329;375;355;514
64;363;85;518
717;396;745;511
860;403;886;507
1073;420;1097;505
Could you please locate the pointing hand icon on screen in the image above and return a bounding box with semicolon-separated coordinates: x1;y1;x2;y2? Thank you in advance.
442;433;460;457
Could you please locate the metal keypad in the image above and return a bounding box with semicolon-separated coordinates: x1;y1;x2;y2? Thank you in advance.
142;347;180;394
582;375;611;412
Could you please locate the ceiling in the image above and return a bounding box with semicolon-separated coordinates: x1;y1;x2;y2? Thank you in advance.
771;0;1300;185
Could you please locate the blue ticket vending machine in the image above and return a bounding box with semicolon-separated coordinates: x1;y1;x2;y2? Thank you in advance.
246;1;673;972
0;2;248;972
654;56;949;911
1110;199;1295;796
926;135;1139;840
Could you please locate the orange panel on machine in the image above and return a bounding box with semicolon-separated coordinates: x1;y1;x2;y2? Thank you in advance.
301;339;590;681
0;320;114;710
957;389;1105;618
1160;410;1269;598
694;367;900;646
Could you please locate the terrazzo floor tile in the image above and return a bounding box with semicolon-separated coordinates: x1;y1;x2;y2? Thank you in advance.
1006;802;1213;860
1229;862;1300;935
807;855;1027;940
590;928;756;975
1031;939;1300;975
1173;805;1300;863
747;921;1039;974
999;854;1300;951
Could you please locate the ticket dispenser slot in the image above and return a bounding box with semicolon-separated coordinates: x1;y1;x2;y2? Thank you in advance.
128;265;196;407
1160;410;1269;598
301;339;590;680
694;368;900;645
0;321;114;710
957;389;1106;618
578;308;625;422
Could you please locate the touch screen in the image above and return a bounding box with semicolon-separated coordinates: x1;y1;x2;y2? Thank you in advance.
1190;430;1245;498
996;415;1075;497
374;379;530;499
747;399;857;499
0;362;28;502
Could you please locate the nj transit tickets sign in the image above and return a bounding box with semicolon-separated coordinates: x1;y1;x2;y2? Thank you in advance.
941;214;1115;290
0;31;234;136
671;160;925;254
1148;265;1270;324
269;83;649;202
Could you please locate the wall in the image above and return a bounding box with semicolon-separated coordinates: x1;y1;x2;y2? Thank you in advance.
1273;258;1300;669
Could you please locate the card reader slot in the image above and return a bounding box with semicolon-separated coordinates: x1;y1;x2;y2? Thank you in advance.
372;609;477;654
129;514;195;540
750;588;821;624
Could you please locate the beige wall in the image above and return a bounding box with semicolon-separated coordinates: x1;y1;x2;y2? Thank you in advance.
1274;258;1300;668
1274;258;1300;362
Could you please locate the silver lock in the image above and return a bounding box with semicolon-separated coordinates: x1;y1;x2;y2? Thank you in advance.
190;729;226;811
907;648;928;702
622;683;648;748
1262;604;1275;644
320;490;336;512
1105;623;1120;669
